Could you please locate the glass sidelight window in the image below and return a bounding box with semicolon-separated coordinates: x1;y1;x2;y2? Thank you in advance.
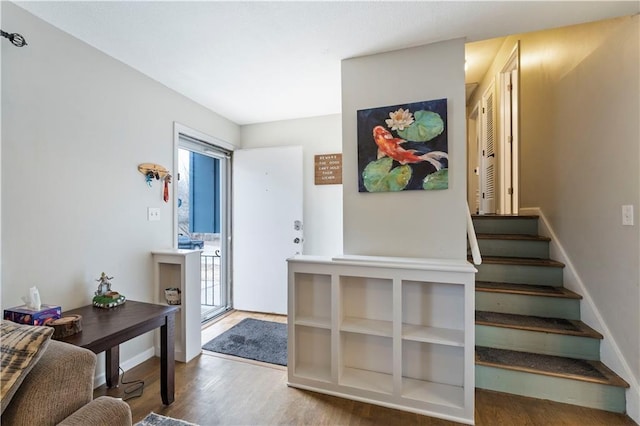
177;131;232;323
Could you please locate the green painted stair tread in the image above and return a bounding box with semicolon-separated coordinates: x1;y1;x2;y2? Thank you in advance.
474;235;551;259
475;311;603;339
476;233;551;241
476;281;582;299
472;214;539;219
475;346;629;388
478;256;565;268
472;216;539;235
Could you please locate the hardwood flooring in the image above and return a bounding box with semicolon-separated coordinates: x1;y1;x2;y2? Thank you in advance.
93;311;636;426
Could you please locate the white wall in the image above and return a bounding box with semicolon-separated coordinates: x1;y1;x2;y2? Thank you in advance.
240;115;343;256
468;16;640;420
341;39;467;259
520;16;639;415
1;3;239;370
0;2;3;309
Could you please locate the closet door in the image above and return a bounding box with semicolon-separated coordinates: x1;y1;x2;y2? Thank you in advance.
480;82;496;214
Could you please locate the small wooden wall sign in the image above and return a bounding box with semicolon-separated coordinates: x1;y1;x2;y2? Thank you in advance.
314;154;342;185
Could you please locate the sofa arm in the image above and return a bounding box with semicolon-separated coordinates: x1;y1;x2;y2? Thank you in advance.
58;396;132;426
2;340;96;425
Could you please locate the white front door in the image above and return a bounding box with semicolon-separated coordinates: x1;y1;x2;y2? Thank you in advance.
232;146;303;314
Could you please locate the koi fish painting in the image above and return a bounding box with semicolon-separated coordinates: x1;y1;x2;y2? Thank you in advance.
357;99;448;192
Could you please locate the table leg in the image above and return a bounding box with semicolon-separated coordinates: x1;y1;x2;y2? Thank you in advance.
160;313;175;405
105;345;120;388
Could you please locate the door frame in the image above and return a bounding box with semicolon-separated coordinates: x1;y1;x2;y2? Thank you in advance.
498;42;520;215
173;122;235;319
468;102;481;214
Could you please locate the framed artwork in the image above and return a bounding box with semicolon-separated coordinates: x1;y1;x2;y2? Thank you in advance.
357;99;448;192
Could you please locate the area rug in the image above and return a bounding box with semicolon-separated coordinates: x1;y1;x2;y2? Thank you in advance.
135;412;199;426
202;318;287;366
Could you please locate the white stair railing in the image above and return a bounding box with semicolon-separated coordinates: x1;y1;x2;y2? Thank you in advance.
467;202;482;265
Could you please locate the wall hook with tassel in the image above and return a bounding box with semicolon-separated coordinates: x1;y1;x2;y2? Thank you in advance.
163;174;172;203
1;29;27;47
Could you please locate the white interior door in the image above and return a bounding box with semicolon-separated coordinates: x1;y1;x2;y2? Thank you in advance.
480;82;496;214
232;146;303;314
501;71;513;214
510;67;520;213
499;44;520;215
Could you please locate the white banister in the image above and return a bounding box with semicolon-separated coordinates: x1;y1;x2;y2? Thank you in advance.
467;202;482;265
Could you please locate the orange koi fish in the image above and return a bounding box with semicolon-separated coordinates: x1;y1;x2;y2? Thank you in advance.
372;125;448;169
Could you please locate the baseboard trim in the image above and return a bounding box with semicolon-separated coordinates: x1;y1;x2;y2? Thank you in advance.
520;206;639;422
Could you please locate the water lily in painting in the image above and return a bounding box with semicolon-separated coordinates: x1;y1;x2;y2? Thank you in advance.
397;110;444;142
423;168;449;190
362;157;412;192
385;108;414;131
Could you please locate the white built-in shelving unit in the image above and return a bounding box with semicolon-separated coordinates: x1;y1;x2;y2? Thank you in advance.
152;249;201;363
287;255;476;424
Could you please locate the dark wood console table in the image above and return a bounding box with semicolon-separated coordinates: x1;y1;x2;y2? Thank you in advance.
59;300;178;405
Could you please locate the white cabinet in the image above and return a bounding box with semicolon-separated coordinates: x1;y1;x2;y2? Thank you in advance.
152;249;201;363
287;255;476;424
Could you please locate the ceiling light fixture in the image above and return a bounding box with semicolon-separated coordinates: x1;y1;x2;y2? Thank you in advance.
1;29;27;47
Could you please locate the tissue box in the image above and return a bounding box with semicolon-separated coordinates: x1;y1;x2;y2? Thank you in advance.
4;304;62;326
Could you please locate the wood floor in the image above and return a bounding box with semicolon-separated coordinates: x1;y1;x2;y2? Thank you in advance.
94;311;636;425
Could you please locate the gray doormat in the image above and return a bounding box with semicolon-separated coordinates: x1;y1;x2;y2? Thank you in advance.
202;318;287;366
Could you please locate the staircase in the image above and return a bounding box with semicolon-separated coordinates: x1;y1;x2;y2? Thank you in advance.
471;214;629;413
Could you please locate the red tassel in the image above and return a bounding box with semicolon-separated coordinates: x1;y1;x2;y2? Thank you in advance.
163;176;170;202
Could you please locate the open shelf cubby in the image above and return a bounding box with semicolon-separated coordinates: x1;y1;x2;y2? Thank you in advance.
401;340;464;407
340;276;392;336
294;325;331;382
294;272;331;329
156;262;184;355
402;280;464;347
157;263;181;302
340;331;393;395
287;255;475;424
152;249;202;363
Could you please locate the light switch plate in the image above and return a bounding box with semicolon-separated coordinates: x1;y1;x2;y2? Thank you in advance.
148;207;160;221
622;205;634;226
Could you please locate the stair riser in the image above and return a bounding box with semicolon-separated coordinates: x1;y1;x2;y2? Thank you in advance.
476;325;600;360
475;292;580;320
472;218;538;235
476;365;626;413
476;239;549;258
475;264;563;286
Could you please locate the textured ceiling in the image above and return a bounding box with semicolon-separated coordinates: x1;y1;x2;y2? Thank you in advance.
14;1;639;125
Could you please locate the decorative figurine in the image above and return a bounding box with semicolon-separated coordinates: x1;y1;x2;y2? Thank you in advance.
92;272;126;308
96;272;113;294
